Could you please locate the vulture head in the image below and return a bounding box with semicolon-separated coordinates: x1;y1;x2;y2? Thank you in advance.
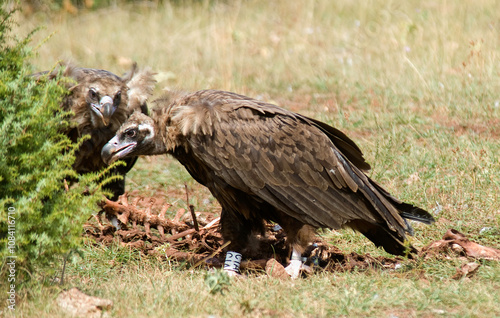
33;62;156;200
101;111;163;164
82;74;123;127
62;63;156;134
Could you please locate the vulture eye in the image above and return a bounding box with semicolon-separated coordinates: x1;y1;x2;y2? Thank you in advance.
125;128;137;139
114;91;122;106
88;88;98;100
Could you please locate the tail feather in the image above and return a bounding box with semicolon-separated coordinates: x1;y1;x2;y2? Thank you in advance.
346;178;434;256
370;179;435;225
399;205;435;225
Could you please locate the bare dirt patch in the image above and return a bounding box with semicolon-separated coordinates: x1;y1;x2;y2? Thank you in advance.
431;114;500;139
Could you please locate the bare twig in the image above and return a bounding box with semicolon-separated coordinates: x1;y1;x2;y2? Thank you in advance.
184;183;199;231
188;204;199;231
193;240;231;268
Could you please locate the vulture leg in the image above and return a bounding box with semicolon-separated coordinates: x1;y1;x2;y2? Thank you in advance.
103;176;125;201
219;208;266;275
103;156;138;201
284;248;312;279
277;217;315;278
223;251;242;276
103;157;139;230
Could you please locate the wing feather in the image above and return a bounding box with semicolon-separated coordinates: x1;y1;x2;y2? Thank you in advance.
177;91;408;234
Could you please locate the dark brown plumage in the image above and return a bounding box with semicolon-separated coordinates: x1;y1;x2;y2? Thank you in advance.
36;62;156;199
102;89;434;275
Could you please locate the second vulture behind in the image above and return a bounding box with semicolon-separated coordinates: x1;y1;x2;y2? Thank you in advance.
36;63;156;199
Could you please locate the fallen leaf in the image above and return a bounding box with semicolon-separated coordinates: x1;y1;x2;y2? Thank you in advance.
421;229;500;260
452;262;481;280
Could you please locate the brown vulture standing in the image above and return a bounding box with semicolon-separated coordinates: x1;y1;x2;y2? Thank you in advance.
101;89;434;277
36;63;156;200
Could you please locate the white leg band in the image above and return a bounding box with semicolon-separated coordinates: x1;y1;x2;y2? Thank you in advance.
286;248;304;279
291;248;302;261
223;251;242;273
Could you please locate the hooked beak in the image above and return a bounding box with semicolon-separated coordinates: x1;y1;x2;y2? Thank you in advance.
91;96;114;126
101;135;136;165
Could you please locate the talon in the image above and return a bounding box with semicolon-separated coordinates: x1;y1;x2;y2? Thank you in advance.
285;248;313;279
284;260;312;279
301;263;313;274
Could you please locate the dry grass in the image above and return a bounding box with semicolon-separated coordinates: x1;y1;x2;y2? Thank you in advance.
8;0;500;316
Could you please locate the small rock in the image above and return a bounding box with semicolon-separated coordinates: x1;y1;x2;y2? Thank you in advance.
57;288;113;318
265;258;289;279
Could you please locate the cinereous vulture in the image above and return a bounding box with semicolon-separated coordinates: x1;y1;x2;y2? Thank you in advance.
35;62;156;200
101;89;434;277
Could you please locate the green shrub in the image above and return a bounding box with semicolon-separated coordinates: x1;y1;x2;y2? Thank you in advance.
0;7;106;281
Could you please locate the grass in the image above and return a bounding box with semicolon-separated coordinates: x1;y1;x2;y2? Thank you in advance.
13;242;500;317
7;0;500;316
12;244;500;317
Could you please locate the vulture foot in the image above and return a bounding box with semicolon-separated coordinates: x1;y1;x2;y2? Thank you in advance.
285;260;312;279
